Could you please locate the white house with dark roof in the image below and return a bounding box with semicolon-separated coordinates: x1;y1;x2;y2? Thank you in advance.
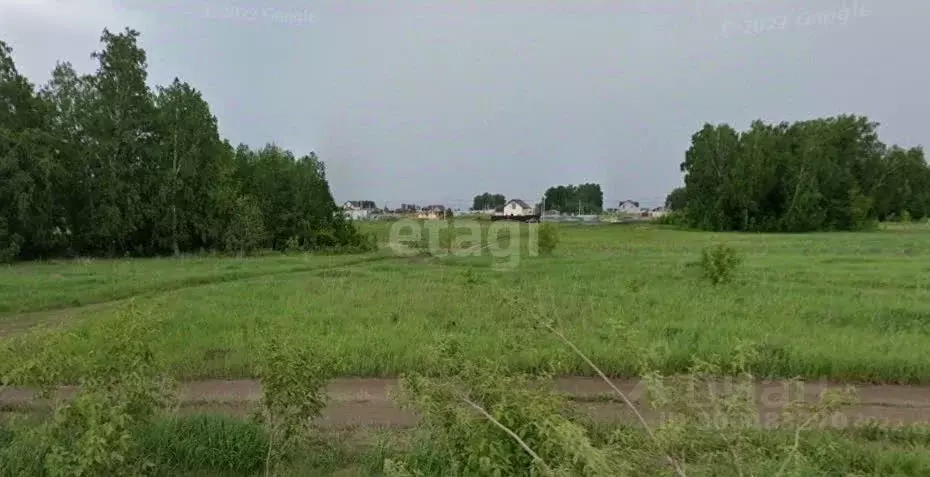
342;200;376;220
501;199;534;216
618;200;641;213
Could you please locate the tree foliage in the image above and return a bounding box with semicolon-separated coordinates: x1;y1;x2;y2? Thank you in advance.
471;193;506;211
542;183;603;214
0;30;369;261
676;116;928;232
664;187;687;211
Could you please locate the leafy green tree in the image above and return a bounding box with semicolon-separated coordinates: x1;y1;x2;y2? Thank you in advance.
0;28;372;260
677;115;928;232
664;187;687;211
0;40;58;261
84;28;161;254
153;78;229;254
471;193;506;210
542;183;603;214
38;62;97;255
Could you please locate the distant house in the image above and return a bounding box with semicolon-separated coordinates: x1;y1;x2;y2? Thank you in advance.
344;200;376;210
618;200;641;213
342;200;376;220
649;206;668;218
417;211;442;220
417;204;447;220
501;199;534;217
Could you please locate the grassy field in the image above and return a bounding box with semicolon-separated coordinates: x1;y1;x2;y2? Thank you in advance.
0;253;390;315
2;221;930;383
3;221;930;475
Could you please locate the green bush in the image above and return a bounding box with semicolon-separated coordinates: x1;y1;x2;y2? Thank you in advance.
1;304;177;477
389;361;615;476
253;330;332;474
700;244;741;285
439;224;457;254
537;222;559;256
653;211;687;227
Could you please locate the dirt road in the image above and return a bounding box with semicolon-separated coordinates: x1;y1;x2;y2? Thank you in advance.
3;377;930;430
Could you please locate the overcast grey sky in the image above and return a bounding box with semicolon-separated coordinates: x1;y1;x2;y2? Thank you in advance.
1;1;924;209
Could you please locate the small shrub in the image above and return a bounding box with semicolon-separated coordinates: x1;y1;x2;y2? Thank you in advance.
39;303;175;477
653;211;687;227
439;224;457;254
461;267;481;286
253;330;332;475
391;359;617;476
537;222;559;256
700;244;741;285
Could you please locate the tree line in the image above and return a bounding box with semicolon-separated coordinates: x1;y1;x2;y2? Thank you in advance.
542;183;603;214
667;115;929;232
470;185;606;215
0;29;369;261
471;193;506;211
470;184;606;214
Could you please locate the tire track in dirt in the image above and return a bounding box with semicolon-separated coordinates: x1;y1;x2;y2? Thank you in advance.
4;378;930;430
0;254;401;337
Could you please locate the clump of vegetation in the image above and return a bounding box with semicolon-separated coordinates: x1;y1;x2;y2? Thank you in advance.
460;267;482;286
389;361;616;476
700;243;741;285
439;224;457;255
1;302;175;476
537;222;560;256
252;328;333;475
138;414;270;475
653;211;687;227
385;314;862;476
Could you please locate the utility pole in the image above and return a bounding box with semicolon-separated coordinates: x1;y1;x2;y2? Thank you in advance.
578;199;582;216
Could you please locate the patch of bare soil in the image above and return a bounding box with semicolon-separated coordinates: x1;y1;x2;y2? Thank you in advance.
3;377;929;430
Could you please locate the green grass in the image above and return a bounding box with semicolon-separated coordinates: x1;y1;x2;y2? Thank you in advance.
0;253;391;316
3;222;930;383
1;414;277;476
5;414;930;476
